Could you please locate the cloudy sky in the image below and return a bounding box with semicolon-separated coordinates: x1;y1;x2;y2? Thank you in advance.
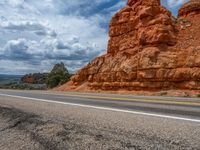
0;0;188;75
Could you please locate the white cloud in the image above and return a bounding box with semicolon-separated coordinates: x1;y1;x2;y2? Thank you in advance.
0;0;125;74
167;0;188;8
1;21;56;37
6;0;24;7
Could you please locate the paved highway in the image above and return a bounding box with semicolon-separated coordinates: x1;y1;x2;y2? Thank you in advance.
1;89;200;122
0;89;200;149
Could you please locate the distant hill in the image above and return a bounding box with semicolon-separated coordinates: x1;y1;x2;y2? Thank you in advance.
0;74;22;85
0;62;72;90
0;74;47;90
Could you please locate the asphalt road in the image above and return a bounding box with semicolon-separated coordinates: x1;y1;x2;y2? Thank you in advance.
0;89;200;149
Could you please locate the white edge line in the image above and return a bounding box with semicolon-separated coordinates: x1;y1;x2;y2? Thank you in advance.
0;93;200;123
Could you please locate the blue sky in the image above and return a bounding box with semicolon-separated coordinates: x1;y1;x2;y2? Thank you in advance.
0;0;188;75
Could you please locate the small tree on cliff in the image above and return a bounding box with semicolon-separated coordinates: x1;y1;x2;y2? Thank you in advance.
46;62;71;88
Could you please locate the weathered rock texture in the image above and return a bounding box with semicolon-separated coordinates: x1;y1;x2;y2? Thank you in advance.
58;0;200;91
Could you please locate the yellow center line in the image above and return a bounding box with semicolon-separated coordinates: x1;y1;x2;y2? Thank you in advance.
44;92;200;107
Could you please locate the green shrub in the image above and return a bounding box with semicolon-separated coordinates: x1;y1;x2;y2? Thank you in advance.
46;62;71;88
196;94;200;98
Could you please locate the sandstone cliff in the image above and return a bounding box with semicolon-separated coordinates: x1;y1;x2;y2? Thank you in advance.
58;0;200;91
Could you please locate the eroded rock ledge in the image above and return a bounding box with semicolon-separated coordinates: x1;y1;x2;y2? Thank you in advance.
58;0;200;91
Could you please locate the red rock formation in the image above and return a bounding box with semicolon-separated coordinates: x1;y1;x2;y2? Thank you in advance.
176;0;200;49
178;0;200;17
21;73;48;84
58;0;200;91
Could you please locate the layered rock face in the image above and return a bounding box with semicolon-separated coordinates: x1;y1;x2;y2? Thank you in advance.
59;0;200;91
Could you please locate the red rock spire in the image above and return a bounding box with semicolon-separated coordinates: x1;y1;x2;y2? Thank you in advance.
127;0;160;6
178;0;200;17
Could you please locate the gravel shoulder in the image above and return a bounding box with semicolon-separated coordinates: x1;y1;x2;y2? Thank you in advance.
0;96;200;150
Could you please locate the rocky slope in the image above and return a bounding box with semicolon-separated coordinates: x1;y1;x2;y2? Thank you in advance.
58;0;200;91
21;73;48;84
